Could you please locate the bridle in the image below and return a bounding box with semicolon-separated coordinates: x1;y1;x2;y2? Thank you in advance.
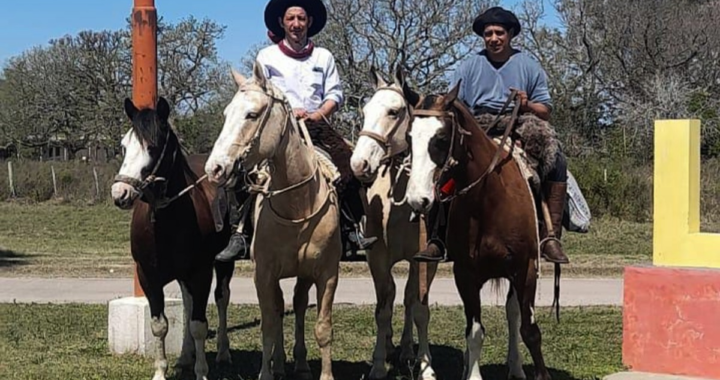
233;86;319;200
357;86;413;163
413;89;521;203
113;126;210;214
357;85;417;206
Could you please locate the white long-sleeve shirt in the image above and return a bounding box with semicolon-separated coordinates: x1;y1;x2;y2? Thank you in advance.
256;43;344;113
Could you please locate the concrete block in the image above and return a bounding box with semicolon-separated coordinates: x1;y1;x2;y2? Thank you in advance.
108;296;185;356
623;266;720;380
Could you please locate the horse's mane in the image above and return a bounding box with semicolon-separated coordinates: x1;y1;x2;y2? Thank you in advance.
450;99;487;140
130;109;198;182
416;93;488;141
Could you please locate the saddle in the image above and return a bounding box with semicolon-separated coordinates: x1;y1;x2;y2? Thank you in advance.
478;114;591;234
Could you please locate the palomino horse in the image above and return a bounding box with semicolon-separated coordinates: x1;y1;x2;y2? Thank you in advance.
404;81;553;380
111;97;235;380
350;66;439;380
205;63;343;380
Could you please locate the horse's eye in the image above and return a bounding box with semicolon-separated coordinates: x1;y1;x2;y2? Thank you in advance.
388;109;399;117
247;112;259;120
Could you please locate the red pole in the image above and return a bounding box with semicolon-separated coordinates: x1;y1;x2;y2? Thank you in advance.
131;0;157;297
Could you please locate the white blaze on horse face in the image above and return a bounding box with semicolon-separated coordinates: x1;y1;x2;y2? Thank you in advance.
351;89;408;179
111;128;150;201
205;89;265;183
406;117;444;213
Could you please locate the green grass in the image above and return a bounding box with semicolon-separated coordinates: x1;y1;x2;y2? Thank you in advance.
0;303;623;380
0;202;652;278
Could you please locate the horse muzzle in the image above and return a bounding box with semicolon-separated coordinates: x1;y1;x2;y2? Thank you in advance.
111;182;140;210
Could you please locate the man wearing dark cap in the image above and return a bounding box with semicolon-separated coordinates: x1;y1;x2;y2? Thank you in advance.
413;6;570;265
215;0;377;262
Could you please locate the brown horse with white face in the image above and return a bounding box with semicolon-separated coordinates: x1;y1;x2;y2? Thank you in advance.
111;97;235;380
404;81;552;380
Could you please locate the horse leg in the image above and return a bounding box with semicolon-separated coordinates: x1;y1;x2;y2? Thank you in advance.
506;286;526;380
214;261;234;364
145;284;169;380
455;271;484;380
367;250;396;380
293;278;314;380
256;274;283;380
188;275;213;380
517;271;551;380
400;262;416;363
272;281;287;378
177;282;195;369
409;260;439;380
315;272;339;380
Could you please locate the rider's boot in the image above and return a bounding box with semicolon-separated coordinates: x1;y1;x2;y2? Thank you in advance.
540;180;569;264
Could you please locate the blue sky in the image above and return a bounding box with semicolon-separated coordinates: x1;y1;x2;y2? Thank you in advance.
0;0;559;68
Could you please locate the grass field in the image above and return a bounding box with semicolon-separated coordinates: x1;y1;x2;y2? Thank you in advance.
0;203;652;277
0;202;652;278
0;303;623;380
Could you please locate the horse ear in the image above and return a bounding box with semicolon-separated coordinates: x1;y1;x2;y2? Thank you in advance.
231;67;246;87
124;98;138;121
443;79;462;109
252;60;268;89
401;79;421;107
369;66;387;89
393;64;406;87
157;97;171;121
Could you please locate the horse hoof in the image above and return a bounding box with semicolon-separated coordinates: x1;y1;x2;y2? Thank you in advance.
369;364;388;380
215;351;232;364
295;369;313;380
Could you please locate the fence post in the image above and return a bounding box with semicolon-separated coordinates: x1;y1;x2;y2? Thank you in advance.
93;167;100;200
8;161;15;197
51;165;58;198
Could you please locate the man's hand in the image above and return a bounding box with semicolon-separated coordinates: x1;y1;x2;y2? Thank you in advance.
510;87;530;112
509;87;550;121
305;112;324;123
293;109;308;119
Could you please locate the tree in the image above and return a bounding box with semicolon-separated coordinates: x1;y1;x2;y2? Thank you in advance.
314;0;497;139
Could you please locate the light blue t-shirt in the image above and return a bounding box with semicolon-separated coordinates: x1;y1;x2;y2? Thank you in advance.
450;49;552;114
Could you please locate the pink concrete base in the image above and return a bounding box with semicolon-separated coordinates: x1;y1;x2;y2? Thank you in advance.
623;266;720;380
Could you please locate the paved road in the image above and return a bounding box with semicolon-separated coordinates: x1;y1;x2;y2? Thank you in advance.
0;276;622;306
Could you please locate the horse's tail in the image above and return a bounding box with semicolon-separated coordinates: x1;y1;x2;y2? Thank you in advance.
551;262;561;322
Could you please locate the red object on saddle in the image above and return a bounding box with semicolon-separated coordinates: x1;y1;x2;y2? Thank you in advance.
440;178;456;195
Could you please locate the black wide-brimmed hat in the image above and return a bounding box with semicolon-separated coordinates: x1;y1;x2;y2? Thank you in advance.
472;6;521;38
264;0;327;39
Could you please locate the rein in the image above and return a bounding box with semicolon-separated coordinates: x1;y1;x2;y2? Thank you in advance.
428;89;521;203
234;88;319;199
236;87;330;224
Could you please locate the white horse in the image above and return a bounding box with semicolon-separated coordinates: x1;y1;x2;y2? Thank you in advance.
205;63;343;380
350;67;440;380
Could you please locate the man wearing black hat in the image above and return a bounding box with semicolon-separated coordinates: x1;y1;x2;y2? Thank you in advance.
215;0;377;262
413;6;570;265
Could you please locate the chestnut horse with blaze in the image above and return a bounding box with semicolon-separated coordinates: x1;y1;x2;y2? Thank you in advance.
404;80;554;380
